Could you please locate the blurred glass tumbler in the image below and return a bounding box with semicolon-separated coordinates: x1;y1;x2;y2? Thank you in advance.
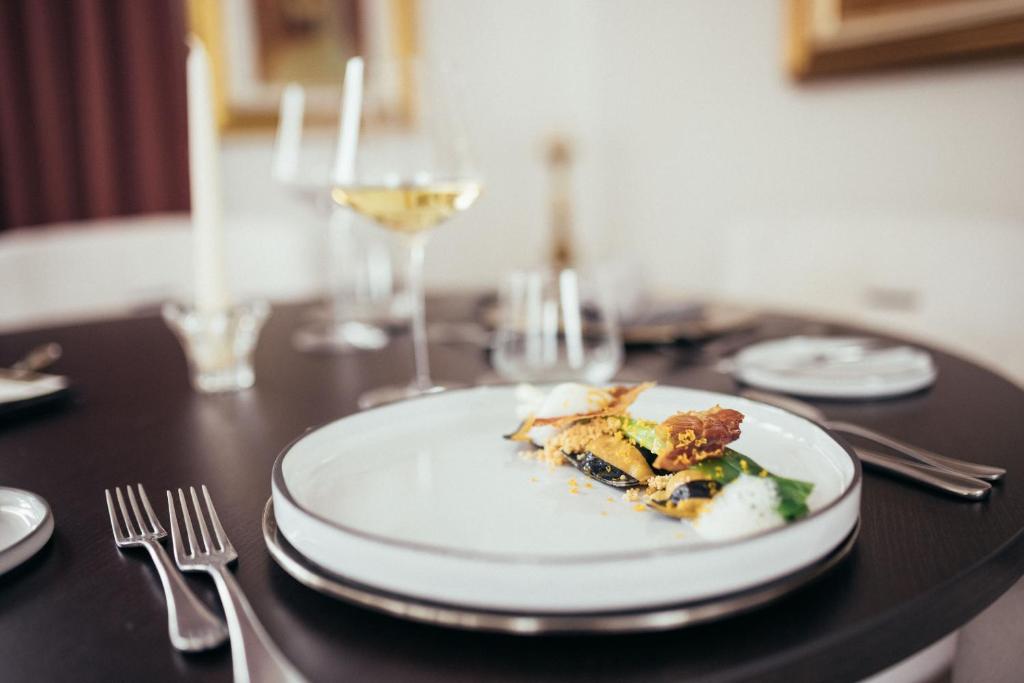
492;269;623;383
162;301;270;393
272;83;400;354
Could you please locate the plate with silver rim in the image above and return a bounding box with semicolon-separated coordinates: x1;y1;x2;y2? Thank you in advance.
0;487;54;575
271;385;861;614
263;499;859;634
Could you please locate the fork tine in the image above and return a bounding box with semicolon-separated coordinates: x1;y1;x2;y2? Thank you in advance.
189;486;213;555
115;487;138;537
126;486;150;535
200;485;232;553
137;484;164;534
105;489;126;543
177;488;200;556
166;491;187;564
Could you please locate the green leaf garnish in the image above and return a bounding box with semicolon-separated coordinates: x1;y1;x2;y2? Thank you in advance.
685;448;814;521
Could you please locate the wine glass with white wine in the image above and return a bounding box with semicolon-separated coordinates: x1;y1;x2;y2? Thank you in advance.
331;55;481;409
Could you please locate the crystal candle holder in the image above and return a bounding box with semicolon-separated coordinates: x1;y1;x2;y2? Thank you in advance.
162;300;271;393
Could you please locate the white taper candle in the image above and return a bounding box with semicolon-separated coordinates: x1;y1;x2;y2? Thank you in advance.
332;57;364;185
187;35;231;313
272;82;305;183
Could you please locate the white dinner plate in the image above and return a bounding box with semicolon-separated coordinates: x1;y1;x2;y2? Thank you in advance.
0;487;54;575
272;385;861;613
733;336;937;399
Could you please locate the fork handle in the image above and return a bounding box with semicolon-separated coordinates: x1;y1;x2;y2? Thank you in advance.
828;420;1006;481
209;567;306;683
142;541;228;652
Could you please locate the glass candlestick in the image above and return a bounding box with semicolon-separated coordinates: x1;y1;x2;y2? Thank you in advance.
162;300;270;393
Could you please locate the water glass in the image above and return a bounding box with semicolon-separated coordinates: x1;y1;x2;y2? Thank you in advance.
491;269;623;383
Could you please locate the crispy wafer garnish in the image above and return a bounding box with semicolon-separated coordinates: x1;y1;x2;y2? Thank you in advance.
505;415;537;442
507;382;655;442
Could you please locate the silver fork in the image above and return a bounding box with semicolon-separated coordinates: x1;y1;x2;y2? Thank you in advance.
167;485;306;683
105;484;228;651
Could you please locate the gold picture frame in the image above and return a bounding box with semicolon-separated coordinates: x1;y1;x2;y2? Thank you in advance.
786;0;1024;80
186;0;417;130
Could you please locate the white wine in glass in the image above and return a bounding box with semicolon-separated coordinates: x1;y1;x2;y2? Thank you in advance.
332;181;481;235
331;56;481;409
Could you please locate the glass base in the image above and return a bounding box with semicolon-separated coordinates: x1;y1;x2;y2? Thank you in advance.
292;320;389;353
358;381;466;410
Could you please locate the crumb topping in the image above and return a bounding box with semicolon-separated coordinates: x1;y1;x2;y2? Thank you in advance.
542;416;623;461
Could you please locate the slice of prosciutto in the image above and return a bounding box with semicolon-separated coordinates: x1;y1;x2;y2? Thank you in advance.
652;406;745;471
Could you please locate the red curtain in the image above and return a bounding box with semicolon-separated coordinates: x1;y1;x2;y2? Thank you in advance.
0;0;190;231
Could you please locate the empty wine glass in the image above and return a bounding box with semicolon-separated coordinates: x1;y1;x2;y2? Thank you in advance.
491;268;623;383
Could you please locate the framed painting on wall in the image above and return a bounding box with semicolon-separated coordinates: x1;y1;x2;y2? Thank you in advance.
786;0;1024;79
187;0;417;130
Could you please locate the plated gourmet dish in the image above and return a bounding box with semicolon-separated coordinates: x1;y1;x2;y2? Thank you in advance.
506;382;814;541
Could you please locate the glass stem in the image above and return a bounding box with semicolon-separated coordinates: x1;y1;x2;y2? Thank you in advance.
407;234;432;391
328;208;353;324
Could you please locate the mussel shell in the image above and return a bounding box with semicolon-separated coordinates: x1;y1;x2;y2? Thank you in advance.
646;479;720;519
563;451;640;488
668;479;719;502
563;435;656;488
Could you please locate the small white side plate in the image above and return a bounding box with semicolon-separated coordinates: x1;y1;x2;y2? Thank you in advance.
0;375;68;405
733;336;937;399
0;488;54;575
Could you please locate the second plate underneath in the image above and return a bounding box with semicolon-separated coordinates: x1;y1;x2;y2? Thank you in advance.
264;499;859;634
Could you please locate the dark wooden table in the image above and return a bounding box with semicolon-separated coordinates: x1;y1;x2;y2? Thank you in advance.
1;300;1023;683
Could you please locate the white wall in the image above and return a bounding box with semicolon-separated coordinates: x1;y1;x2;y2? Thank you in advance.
409;1;1024;273
406;0;1024;378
